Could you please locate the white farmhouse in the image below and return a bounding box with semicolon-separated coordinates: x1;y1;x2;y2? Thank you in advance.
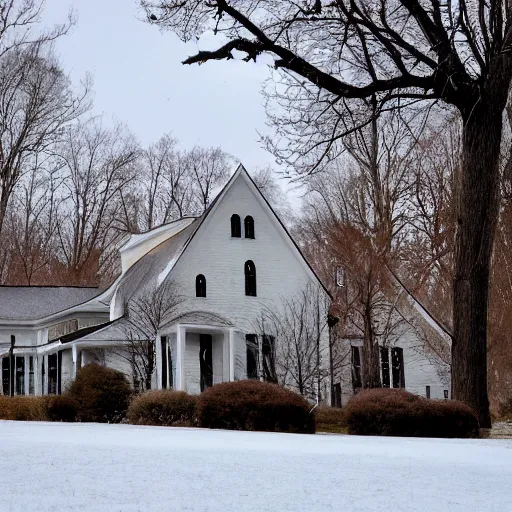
0;165;451;405
0;165;331;398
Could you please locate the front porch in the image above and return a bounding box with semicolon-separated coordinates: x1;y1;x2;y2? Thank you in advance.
158;313;242;394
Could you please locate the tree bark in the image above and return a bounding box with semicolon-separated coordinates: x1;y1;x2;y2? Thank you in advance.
452;99;504;428
362;305;381;388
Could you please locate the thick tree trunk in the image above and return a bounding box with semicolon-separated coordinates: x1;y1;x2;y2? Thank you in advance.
362;305;381;388
452;101;504;428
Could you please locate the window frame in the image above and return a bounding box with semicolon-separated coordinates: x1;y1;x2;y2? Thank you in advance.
230;214;241;238
245;334;259;380
195;274;207;298
391;347;405;388
244;260;257;297
351;346;362;391
244;215;255;239
380;347;390;388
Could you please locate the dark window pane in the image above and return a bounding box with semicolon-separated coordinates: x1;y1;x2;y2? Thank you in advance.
161;336;168;389
351;346;362;391
244;216;255;239
426;385;431;399
380;347;390;388
2;357;10;396
262;335;277;383
245;334;258;379
195;274;206;297
391;347;405;388
29;356;35;395
48;353;58;395
244;260;257;296
16;357;25;395
231;214;241;237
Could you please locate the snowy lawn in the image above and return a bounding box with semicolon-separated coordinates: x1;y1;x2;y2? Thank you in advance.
1;421;511;512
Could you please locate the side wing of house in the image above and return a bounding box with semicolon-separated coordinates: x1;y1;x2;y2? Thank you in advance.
333;296;451;406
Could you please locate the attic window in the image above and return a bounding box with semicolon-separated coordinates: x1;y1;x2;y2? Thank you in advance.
231;214;241;237
196;274;206;297
244;216;255;239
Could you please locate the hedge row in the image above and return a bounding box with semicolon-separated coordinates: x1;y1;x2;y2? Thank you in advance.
127;381;315;434
344;388;480;438
1;363;481;438
0;395;79;422
0;364;131;424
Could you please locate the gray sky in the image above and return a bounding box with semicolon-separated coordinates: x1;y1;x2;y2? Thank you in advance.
42;1;301;203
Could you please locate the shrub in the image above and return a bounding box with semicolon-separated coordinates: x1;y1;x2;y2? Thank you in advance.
197;380;315;434
345;388;479;438
127;390;197;426
68;364;132;423
0;396;47;421
44;395;79;422
315;405;347;434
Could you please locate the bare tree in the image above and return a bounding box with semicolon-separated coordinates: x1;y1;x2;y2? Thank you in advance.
5;156;62;284
253;284;330;401
55;119;138;284
188;146;232;213
0;14;90;236
251;165;292;224
144;0;512;425
118;282;184;391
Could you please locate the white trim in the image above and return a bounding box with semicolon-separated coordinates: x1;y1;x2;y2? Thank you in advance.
176;325;186;391
228;328;235;381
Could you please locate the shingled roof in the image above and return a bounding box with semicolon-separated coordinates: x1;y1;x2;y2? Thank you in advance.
0;286;102;321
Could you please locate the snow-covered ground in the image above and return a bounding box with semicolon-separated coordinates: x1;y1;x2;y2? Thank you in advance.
1;421;511;512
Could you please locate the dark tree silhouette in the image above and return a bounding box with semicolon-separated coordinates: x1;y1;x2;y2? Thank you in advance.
143;0;512;426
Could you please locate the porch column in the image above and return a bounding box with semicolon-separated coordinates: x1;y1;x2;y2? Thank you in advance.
176;325;186;391
155;335;162;390
228;328;235;381
72;344;78;380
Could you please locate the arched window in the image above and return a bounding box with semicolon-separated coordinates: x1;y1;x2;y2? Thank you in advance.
244;215;255;239
196;274;206;297
244;260;257;297
231;214;241;238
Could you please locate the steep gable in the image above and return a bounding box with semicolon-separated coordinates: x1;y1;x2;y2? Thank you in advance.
158;164;329;296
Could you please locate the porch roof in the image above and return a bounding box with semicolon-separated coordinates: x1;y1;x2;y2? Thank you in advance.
167;311;234;328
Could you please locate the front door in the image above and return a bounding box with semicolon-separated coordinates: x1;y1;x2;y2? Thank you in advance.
199;334;213;392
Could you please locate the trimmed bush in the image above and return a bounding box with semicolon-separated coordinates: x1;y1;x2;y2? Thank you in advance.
68;364;132;423
315;405;347;433
45;395;79;422
0;396;47;421
345;388;479;438
197;380;315;434
127;390;197;427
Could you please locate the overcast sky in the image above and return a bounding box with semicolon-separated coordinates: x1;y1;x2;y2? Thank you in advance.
42;1;300;203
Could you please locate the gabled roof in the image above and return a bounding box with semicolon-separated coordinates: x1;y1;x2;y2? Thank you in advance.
156;164;332;297
0;286;102;322
113;219;199;305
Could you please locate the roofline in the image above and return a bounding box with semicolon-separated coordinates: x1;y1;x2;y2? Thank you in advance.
0;285;99;289
156;165;243;287
242;166;333;299
386;265;453;339
120;216;198;253
0;292;109;326
157;163;332;299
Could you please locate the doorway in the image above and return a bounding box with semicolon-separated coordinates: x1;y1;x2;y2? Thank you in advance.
199;334;213;392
